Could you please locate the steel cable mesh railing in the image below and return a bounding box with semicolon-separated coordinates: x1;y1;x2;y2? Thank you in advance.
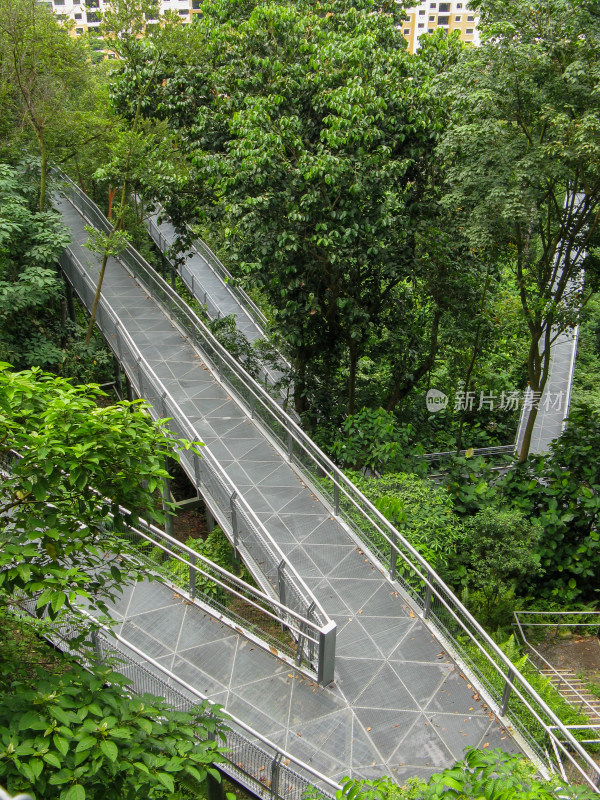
514;612;600;723
57;249;334;685
2;447;319;674
55;173;600;789
13;600;337;800
114;514;320;663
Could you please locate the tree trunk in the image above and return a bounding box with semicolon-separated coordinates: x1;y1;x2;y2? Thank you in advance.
518;323;552;463
348;339;358;416
37;130;47;212
385;308;441;412
85;250;110;345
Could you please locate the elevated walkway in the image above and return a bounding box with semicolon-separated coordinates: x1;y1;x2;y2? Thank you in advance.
57;189;510;784
51;175;600;793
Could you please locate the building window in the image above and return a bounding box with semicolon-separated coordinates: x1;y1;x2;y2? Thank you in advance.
467;14;474;20
419;8;425;13
465;27;473;33
429;2;436;6
428;27;433;32
178;8;188;13
455;15;460;20
86;11;99;21
75;26;83;33
418;22;424;27
53;0;65;5
456;3;462;6
437;15;449;24
429;14;434;20
74;12;82;18
439;2;450;10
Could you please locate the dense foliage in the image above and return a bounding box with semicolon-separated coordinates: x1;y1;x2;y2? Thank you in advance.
333;747;598;799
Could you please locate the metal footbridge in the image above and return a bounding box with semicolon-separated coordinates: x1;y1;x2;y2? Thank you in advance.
49;174;600;795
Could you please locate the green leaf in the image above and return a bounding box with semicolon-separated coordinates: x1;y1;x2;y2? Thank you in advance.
43;751;63;768
63;784;86;800
75;735;97;752
53;734;70;756
156;772;175;793
100;739;118;762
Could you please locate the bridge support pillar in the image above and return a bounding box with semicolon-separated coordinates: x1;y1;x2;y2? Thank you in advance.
317;620;336;686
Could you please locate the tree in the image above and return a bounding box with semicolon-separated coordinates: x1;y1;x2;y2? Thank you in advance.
0;0;90;210
123;0;468;419
439;0;600;461
499;404;600;602
0;365;196;621
0;163;72;370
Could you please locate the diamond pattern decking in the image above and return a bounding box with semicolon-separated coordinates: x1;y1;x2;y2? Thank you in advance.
57;194;520;783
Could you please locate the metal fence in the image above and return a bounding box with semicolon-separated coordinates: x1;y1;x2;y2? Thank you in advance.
2;445;327;679
146;213;269;330
57;247;335;686
14;600;339;800
116;511;327;675
55;175;600;790
514;611;600;723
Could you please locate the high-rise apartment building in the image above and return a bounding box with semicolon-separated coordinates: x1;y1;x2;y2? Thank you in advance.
49;0;200;36
48;0;477;51
400;1;479;52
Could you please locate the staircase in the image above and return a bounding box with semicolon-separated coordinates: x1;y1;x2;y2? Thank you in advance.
541;669;600;722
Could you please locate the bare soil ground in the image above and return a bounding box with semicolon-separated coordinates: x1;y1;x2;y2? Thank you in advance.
537;634;600;686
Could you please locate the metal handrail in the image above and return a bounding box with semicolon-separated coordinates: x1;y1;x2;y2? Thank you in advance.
513;613;600;722
123;515;321;649
54;172;600;788
15;601;340;800
146;211;269;329
57;245;335;684
422;444;516;461
1;449;321;669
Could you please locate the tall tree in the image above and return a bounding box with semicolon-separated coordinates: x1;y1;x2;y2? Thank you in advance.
123;0;466;419
0;0;89;210
440;0;600;461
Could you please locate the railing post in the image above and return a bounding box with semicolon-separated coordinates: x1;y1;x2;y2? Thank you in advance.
189;554;196;600
500;667;515;716
423;571;433;620
333;473;340;515
317;620;336;686
137;355;145;398
113;356;123;399
277;560;286;609
270;753;282;800
230;491;239;559
390;535;397;581
287;430;293;460
250;395;255;419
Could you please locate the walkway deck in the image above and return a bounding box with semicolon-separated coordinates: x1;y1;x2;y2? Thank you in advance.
56;193;519;785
